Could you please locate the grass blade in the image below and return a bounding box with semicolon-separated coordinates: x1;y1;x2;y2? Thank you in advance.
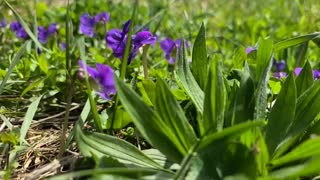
20;95;43;144
274;32;320;51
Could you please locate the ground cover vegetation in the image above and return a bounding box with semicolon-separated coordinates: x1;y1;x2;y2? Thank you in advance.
1;0;320;179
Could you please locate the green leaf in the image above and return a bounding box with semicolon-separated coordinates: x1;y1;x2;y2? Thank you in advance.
295;61;314;97
254;38;273;120
289;80;320;137
106;108;132;129
268;156;320;179
256;38;273;82
38;54;48;74
155;78;198;153
48;168;169;180
176;40;204;132
191;142;257;179
232;47;247;69
75;124;162;169
199;120;266;150
276;80;320;157
142;149;180;170
21;78;46;96
265;73;296;156
274;32;320;51
137;79;156;106
271;137;320;167
115;77;185;162
20;95;43;144
0;41;28;95
233;62;255;125
203;58;226;133
191;23;208;90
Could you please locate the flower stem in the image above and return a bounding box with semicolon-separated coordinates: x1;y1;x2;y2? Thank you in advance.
142;46;149;79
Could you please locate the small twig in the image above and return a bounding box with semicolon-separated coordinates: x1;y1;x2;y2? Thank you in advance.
24;155;78;180
31;104;80;125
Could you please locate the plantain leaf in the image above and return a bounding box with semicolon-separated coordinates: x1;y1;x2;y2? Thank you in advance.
75;124;163;169
191;23;208;90
115;77;185;162
254;38;273;120
176;40;204;134
176;40;204;114
274;32;320;51
268;156;320;179
203;58;226;133
155;78;198;153
271;137;320;167
233;62;255;125
265;73;296;156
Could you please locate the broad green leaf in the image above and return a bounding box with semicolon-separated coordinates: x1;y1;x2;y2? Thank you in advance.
115;77;185;162
20;95;43;144
143;149;180;170
265;73;296;156
256;38;273;82
191;142;257;179
176;40;204;114
268;156;320;179
295;61;313;97
191;23;208;90
38;54;48;74
176;40;204;134
254;39;273;120
199;120;266;150
106;108;132;129
276;80;320;157
233;62;255;125
0;42;28;95
232;47;247;69
271;137;320;167
274;32;320;51
294;42;308;67
49;167;169;180
155;79;197;153
203;59;226;133
137;79;156;106
75;124;162;169
289;80;320;137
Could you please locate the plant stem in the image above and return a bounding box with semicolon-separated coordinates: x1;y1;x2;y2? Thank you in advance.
142;46;149;79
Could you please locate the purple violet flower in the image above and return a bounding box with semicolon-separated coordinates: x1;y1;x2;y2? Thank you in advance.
273;72;288;79
94;12;110;23
160;38;185;64
106;20;156;64
245;46;257;55
38;23;57;44
60;43;66;51
1;18;6;28
10;21;28;39
80;13;97;37
78;60;116;100
294;67;320;80
273;59;286;72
